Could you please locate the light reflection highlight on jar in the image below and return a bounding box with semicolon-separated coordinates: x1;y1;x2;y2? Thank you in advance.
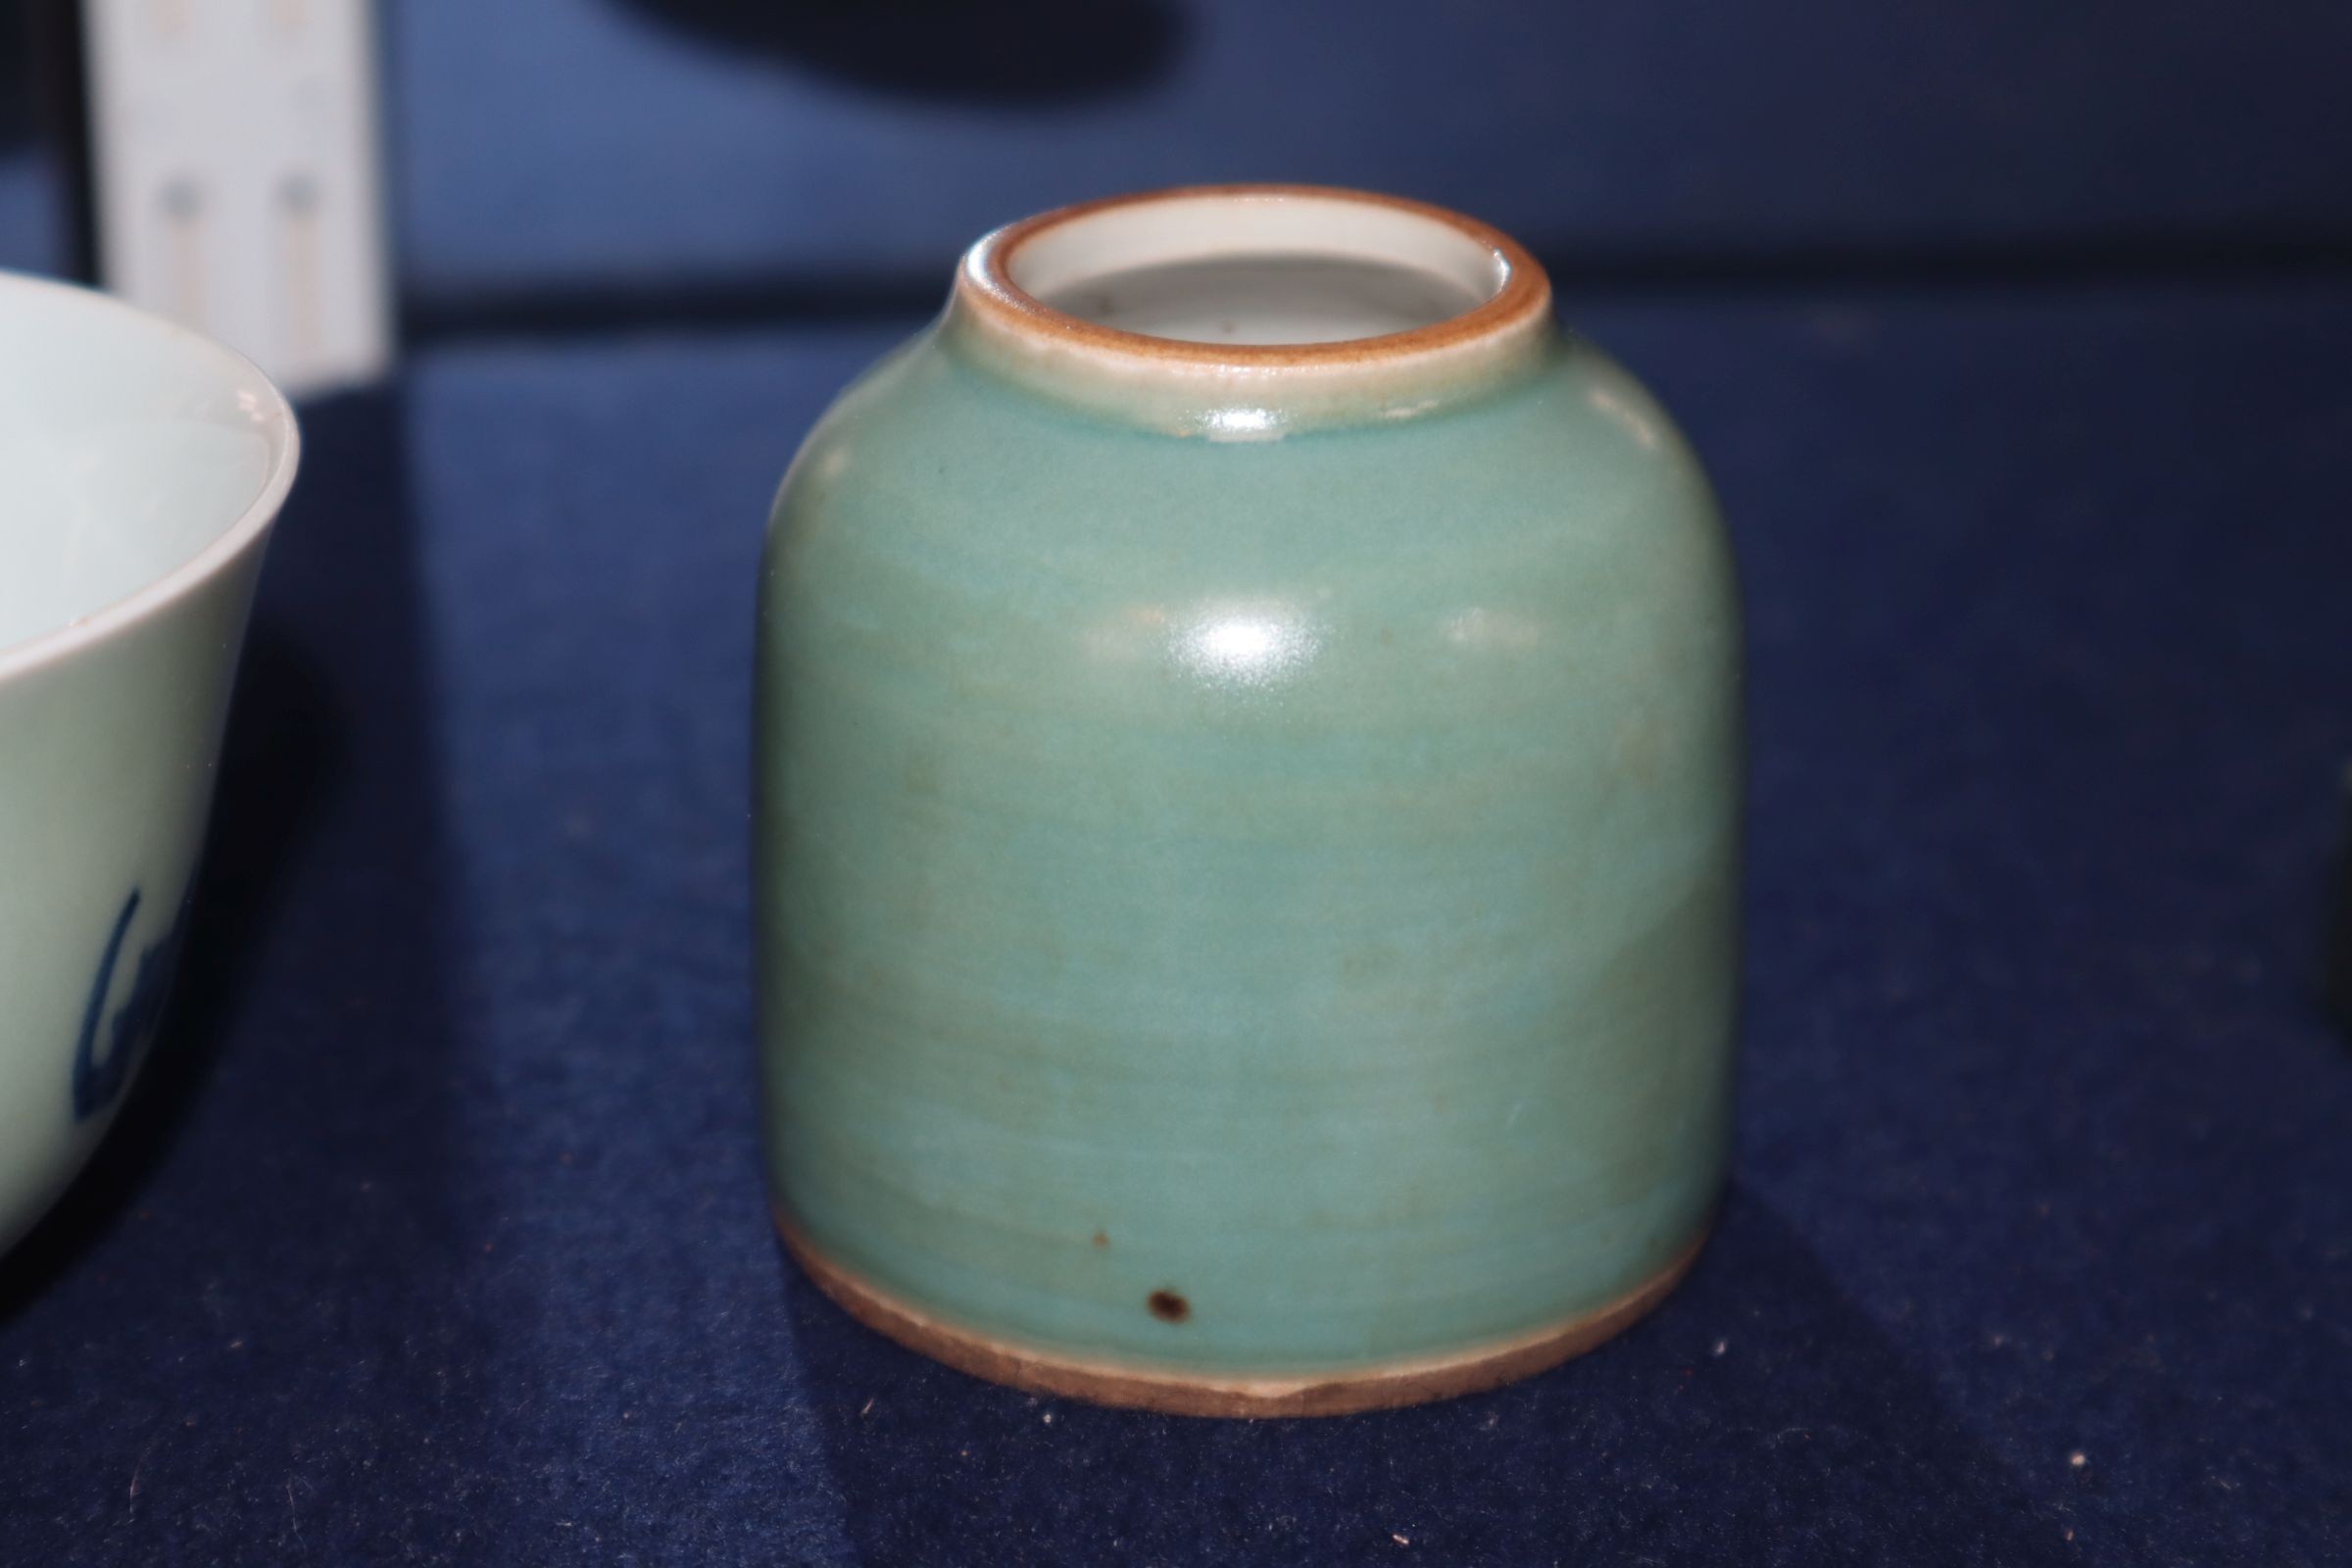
812;443;854;484
1586;385;1662;451
1171;604;1320;690
1443;606;1544;651
1201;406;1283;442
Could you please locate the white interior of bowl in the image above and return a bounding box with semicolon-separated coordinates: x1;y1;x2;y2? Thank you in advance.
0;276;294;658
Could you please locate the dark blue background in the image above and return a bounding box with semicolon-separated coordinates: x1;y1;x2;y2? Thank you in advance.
1;4;2348;1562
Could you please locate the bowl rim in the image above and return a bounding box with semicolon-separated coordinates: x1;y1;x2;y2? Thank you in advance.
0;271;302;684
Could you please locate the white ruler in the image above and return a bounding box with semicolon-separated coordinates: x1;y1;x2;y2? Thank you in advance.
82;0;391;397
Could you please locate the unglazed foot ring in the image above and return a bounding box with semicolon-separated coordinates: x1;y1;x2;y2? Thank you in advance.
775;1207;1712;1418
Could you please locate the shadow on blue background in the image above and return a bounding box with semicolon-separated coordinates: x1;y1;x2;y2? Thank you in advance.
0;622;340;1320
780;1184;2075;1565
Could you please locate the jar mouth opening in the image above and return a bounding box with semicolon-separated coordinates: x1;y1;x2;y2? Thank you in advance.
959;185;1549;368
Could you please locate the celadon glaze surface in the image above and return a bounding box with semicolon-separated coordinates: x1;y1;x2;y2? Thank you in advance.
756;189;1740;1405
0;273;295;1254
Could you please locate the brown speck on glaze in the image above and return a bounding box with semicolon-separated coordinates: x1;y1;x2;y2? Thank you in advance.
1148;1289;1190;1323
1091;1230;1109;1249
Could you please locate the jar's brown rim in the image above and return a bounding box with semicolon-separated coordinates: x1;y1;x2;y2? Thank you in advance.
956;183;1552;371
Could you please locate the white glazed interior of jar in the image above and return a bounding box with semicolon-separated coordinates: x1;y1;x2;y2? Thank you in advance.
1008;192;1510;346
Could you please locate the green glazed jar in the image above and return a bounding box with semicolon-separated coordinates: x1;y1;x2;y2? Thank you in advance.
757;186;1740;1415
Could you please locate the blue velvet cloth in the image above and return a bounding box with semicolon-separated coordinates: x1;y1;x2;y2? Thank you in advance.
1;3;2350;1562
